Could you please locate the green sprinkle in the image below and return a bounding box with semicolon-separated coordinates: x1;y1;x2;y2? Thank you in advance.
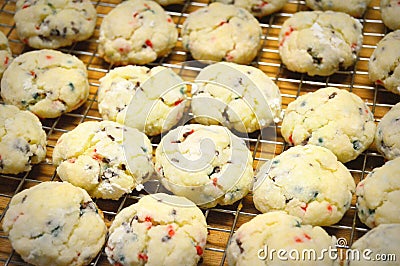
318;137;323;144
68;82;75;91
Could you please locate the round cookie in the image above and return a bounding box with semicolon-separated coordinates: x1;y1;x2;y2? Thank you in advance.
349;224;400;266
216;0;287;18
375;102;400;160
369;30;400;95
0;31;12;79
226;211;337;266
3;181;107;266
52;121;155;200
13;0;96;49
106;193;208;266
98;65;188;136
1;49;89;118
253;145;355;226
155;124;254;208
380;0;400;30
305;0;371;18
191;62;282;133
98;0;178;65
281;87;376;163
0;104;47;175
278;11;363;76
181;2;262;65
153;0;185;5
356;157;400;228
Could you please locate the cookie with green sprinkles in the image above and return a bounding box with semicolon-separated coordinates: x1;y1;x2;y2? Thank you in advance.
253;145;355;226
3;181;107;266
281;87;376;163
1;49;89;118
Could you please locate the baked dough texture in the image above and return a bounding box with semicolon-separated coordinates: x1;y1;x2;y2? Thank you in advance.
0;31;12;79
3;181;107;266
380;0;400;30
14;0;97;49
53;121;155;200
278;11;363;76
253;145;355;226
98;0;178;65
375;102;400;160
281;87;376;163
216;0;287;18
305;0;371;18
181;2;262;65
106;193;208;266
1;49;89;118
0;104;47;175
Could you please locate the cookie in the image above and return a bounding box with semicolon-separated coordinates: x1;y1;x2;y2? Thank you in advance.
3;181;107;266
369;30;400;95
305;0;371;18
278;11;363;76
1;49;89;118
216;0;287;18
0;104;47;175
380;0;400;30
153;0;185;5
106;193;207;266
98;65;187;136
181;2;262;65
155;124;254;208
349;224;400;266
52;121;155;200
356;157;400;228
13;0;96;49
98;0;178;65
0;31;12;79
191;62;282;133
226;211;337;266
375;102;400;160
253;145;355;226
281;87;376;163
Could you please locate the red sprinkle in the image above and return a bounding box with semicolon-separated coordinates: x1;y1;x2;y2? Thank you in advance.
133;12;139;18
22;38;28;44
327;205;332;212
294;237;303;243
4;56;8;65
304;233;311;240
68;158;76;163
145;216;152;222
301;204;308;212
219;21;227;26
183;129;194;138
351;43;357;50
144;3;151;9
212;177;218;186
196;245;203;256
22;3;30;8
261;1;268;6
145;39;153;48
92;153;102;161
167;18;172;22
138;253;148;262
288;134;294;144
35;25;40;30
46;55;53;60
279;26;294;46
376;80;384;85
168;226;175;237
174;98;184;106
226;54;234;61
30;71;36;77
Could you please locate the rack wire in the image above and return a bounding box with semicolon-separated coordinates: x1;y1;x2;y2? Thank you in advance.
0;0;399;265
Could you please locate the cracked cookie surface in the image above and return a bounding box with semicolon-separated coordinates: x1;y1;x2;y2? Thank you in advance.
52;121;155;200
281;87;375;163
0;49;89;118
0;31;12;79
356;157;400;228
155;124;254;208
375;102;400;160
226;211;337;266
0;104;47;175
191;62;282;133
253;145;356;226
305;0;371;17
3;181;107;266
14;0;96;49
369;30;400;95
106;193;207;266
181;2;262;65
215;0;287;18
98;0;178;65
278;11;363;76
98;65;187;136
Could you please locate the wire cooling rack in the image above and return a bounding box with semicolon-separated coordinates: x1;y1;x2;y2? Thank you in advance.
1;0;399;265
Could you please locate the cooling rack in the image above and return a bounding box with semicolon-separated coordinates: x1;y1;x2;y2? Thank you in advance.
0;0;399;265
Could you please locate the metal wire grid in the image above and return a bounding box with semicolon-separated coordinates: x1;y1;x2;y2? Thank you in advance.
0;0;399;265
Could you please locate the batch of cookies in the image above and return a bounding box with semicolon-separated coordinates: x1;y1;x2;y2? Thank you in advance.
0;0;399;265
